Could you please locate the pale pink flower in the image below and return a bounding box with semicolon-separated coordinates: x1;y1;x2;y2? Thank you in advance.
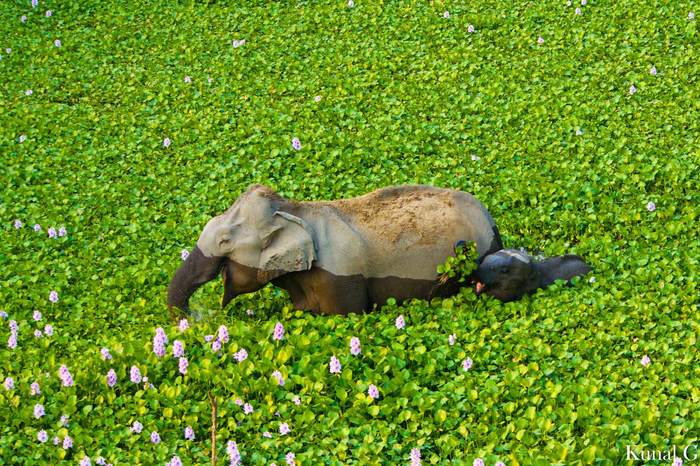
272;370;284;386
329;355;341;374
163;137;171;148
581;0;587;4
25;89;33;96
243;402;253;414
462;357;473;371
473;459;485;466
646;201;656;212
45;10;52;17
314;95;322;102
350;336;361;355
443;11;450;18
293;396;301;405
537;36;545;45
178;318;189;332
184;75;191;83
641;355;651;366
291;137;302;150
33;311;42;321
279;422;290;435
395;314;405;329
575;7;582;15
467;24;475;33
410;447;421;466
54;39;61;48
273;322;284;341
629;84;637;95
368;384;379;399
650;65;657;76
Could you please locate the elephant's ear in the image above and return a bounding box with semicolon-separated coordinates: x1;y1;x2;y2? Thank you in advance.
257;211;316;282
534;254;591;288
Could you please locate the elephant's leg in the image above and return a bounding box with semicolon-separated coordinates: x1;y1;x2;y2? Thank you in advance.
273;268;368;315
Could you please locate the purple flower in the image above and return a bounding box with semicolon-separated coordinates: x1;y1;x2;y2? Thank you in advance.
80;456;91;466
443;10;450;18
173;340;184;357
13;219;22;229
59;365;73;387
60;414;69;426
150;431;160;444
232;39;245;48
575;7;582;15
227;440;241;465
19;135;27;143
286;452;296;466
473;459;485;466
272;370;284;386
58;226;67;237
410;447;421;466
581;0;587;4
293;396;301;405
153;327;167;357
462;357;473;371
641;355;651;366
689;11;695;20
273;322;284;341
54;39;61;48
347;0;354;8
448;333;456;346
467;24;475;33
243;402;253;414
34;329;43;338
37;430;48;443
167;456;183;466
44;324;53;336
8;333;17;349
314;95;322;102
100;347;112;360
25;89;33;96
184;75;191;83
45;10;52;17
21;15;27;23
368;384;379;400
217;325;229;343
62;435;72;449
34;403;45;418
33;310;42;321
263;431;272;438
291;137;302;151
3;377;14;390
31;381;40;395
537;36;545;45
95;457;106;465
646;201;656;212
48;227;57;238
32;0;38;8
650;65;657;76
130;365;142;384
211;339;222;352
178;357;189;375
279;422;290;435
5;48;11;54
329;355;341;374
106;369;117;387
34;223;42;232
234;398;243;406
495;462;506;466
9;320;18;333
49;290;59;303
180;249;189;260
235;349;248;362
131;421;143;433
163;137;171;148
53;436;60;445
350;337;361;356
178;319;189;332
0;311;6;319
204;334;214;342
629;84;637;95
184;426;195;440
395;315;405;330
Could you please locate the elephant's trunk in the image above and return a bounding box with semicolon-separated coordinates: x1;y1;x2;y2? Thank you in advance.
167;245;225;313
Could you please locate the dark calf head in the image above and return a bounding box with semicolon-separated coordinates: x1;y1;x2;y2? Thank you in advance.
473;249;591;302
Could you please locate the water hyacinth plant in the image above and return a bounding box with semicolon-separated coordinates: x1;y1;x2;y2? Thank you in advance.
0;1;698;464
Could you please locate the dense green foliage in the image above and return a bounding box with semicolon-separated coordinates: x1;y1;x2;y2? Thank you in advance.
1;0;698;464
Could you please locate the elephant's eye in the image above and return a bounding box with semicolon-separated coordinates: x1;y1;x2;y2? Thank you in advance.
500;266;510;274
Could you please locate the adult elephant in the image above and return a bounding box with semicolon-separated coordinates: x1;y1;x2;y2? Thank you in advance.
167;184;503;315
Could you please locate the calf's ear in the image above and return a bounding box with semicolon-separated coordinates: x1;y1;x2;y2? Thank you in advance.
534;255;591;288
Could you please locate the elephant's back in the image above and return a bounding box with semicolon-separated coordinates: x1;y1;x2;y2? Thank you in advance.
314;185;502;281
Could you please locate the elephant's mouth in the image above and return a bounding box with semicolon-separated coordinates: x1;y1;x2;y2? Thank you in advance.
475;281;487;295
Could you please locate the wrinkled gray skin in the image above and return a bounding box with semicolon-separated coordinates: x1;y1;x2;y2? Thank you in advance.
472;249;591;302
168;184;504;315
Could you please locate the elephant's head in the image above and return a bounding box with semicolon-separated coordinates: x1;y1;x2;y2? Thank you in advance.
167;185;316;313
473;249;590;302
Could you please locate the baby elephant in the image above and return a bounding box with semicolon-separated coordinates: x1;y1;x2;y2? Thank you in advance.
472;249;591;302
